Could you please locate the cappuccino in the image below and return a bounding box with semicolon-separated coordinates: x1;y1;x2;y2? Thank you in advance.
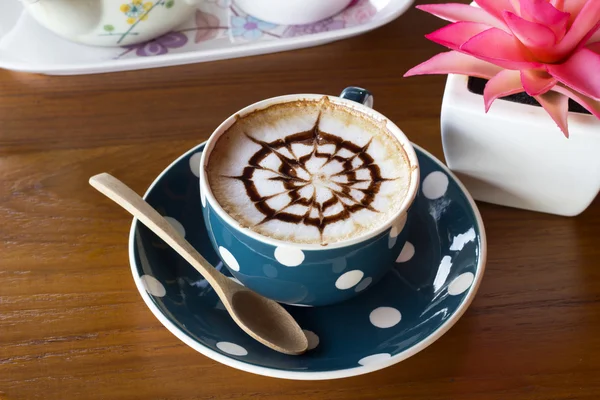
207;97;412;245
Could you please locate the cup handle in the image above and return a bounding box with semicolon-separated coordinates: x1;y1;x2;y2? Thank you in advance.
340;87;374;109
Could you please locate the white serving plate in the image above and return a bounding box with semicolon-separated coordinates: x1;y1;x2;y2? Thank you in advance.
0;0;413;75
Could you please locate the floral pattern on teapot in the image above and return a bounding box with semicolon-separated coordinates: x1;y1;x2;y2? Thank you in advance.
121;0;154;24
22;0;199;46
99;0;179;44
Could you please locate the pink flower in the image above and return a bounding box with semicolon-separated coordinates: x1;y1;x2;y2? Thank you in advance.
404;0;600;137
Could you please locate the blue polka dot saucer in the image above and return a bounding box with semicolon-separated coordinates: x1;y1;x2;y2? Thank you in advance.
129;142;487;380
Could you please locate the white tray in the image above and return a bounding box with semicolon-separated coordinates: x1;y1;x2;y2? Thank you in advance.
0;0;413;75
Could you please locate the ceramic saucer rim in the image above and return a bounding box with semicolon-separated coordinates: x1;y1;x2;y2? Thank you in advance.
127;141;487;380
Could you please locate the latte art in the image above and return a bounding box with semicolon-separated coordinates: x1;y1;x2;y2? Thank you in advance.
233;122;394;233
207;98;412;245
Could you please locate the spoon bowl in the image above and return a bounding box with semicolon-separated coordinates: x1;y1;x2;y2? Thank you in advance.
229;289;309;355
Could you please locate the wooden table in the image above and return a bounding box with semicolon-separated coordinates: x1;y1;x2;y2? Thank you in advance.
2;2;599;399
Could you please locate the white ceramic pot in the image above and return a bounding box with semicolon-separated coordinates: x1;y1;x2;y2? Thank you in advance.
22;0;200;47
233;0;353;26
441;74;600;216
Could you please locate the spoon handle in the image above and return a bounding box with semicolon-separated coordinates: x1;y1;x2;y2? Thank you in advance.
89;173;227;289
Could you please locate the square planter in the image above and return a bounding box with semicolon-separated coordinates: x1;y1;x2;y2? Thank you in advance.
441;73;600;216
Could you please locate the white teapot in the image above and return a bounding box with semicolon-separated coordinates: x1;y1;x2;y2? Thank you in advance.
22;0;200;47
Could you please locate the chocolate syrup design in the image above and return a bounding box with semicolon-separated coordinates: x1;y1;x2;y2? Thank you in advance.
227;114;397;243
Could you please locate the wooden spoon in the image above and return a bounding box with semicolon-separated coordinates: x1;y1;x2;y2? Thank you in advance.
89;173;308;356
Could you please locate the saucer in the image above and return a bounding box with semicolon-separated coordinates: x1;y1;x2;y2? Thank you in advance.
129;142;486;380
0;0;413;75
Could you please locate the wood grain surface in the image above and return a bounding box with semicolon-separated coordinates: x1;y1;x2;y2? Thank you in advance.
1;1;599;399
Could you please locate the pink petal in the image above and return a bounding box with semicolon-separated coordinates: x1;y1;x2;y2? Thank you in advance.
503;11;556;50
575;22;600;54
417;3;508;30
509;0;520;13
554;0;600;58
550;0;565;9
587;27;600;45
460;27;542;70
534;91;570;137
520;70;557;96
474;0;516;21
404;51;502;79
546;48;600;100
553;83;600;120
425;22;490;51
483;69;524;111
588;42;600;53
518;0;569;41
561;0;589;23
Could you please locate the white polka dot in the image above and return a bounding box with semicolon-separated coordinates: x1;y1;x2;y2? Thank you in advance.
228;276;244;286
396;242;415;263
164;216;185;238
355;277;372;292
216;341;248;356
390;213;407;238
189;152;202;178
448;272;475;296
263;264;278;278
274;246;305;267
140;275;166;297
358;353;392;366
303;330;320;350
201;189;207;208
369;307;401;328
335;270;364;290
219;246;240;271
423;171;449;200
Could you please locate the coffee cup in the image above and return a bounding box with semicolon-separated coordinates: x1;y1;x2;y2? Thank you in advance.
199;87;420;306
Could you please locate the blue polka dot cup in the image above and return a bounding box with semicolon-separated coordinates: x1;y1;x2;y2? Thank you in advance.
199;87;420;306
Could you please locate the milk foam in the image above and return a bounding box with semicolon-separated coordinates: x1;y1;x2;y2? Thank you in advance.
207;97;412;245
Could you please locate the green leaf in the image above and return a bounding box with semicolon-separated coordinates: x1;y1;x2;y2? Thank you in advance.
104;24;115;32
165;0;174;8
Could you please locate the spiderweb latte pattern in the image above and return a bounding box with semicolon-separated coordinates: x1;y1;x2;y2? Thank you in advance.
226;114;398;243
